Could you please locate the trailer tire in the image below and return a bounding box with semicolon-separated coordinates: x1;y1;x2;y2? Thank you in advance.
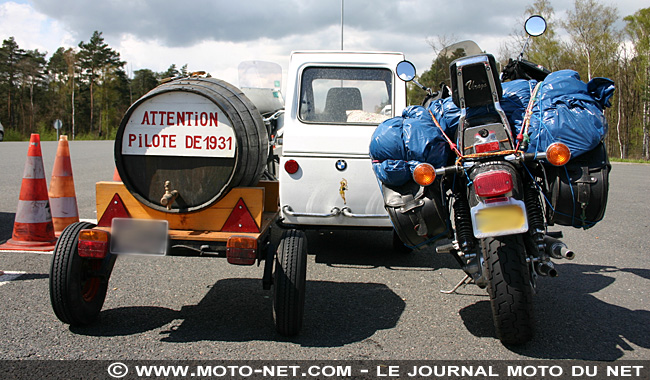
49;222;116;326
273;229;307;336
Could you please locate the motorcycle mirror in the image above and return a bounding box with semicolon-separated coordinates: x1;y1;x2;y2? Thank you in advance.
396;61;416;82
524;15;547;37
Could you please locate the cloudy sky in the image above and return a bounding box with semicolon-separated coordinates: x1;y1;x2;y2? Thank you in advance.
0;0;643;87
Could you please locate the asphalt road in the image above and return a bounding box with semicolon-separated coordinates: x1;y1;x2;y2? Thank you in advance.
0;140;648;360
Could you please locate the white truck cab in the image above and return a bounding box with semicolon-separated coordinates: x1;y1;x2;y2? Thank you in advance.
278;51;407;228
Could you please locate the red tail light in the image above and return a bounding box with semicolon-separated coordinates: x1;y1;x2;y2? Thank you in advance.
226;236;258;265
474;141;500;153
473;130;500;153
78;229;110;258
284;159;299;174
474;170;513;197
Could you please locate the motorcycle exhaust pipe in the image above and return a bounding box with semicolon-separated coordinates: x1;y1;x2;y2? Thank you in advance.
536;260;559;277
543;236;575;260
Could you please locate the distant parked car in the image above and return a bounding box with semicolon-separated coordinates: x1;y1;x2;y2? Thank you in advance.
0;120;4;141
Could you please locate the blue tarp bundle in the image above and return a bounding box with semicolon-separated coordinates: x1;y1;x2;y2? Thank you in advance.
370;105;452;186
526;70;614;157
370;70;614;186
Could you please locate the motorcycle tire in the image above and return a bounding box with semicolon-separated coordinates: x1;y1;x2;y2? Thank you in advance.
483;234;534;345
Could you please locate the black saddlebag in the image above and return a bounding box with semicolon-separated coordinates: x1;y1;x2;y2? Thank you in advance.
382;181;450;248
545;142;610;229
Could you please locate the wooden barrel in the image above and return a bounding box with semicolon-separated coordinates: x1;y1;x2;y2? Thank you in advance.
114;77;268;213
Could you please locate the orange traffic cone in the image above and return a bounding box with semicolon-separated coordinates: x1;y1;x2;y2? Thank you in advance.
112;166;121;181
0;134;57;251
49;135;79;235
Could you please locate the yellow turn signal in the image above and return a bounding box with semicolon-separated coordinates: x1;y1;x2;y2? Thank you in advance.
412;163;436;186
546;142;571;166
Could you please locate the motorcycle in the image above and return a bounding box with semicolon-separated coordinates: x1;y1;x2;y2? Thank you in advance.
374;15;612;344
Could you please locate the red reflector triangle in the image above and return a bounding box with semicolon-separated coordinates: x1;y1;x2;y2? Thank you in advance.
221;198;259;233
97;193;131;227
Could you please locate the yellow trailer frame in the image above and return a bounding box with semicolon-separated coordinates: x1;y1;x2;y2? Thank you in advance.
94;180;279;242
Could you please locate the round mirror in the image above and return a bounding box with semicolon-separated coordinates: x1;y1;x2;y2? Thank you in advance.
525;15;547;37
396;61;416;82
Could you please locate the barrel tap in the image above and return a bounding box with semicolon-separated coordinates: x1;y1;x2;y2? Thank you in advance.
160;181;179;210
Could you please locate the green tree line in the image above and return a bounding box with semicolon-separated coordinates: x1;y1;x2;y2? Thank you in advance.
409;0;650;160
0;30;195;141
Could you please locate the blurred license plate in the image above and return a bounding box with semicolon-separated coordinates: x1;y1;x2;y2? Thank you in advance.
110;218;168;255
471;199;528;238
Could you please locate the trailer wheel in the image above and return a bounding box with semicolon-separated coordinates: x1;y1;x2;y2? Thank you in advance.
49;222;116;326
273;229;307;336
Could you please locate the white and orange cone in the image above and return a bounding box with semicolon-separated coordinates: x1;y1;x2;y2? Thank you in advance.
112;166;121;182
0;134;57;251
49;135;79;235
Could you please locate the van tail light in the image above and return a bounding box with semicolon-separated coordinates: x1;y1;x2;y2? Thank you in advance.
474;170;513;197
78;229;110;259
284;159;299;174
226;236;258;265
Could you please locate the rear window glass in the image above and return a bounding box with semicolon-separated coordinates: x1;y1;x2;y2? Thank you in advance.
299;67;392;124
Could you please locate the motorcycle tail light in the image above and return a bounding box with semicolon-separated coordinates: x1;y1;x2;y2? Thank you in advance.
546;142;571;166
78;229;110;259
284;159;299;174
412;163;436;186
473;130;500;153
474;141;500;153
474;170;513;197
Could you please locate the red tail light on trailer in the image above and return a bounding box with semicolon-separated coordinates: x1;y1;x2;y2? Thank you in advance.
78;229;110;259
474;170;513;197
226;236;258;265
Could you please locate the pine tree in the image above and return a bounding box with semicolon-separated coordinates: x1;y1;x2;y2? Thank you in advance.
0;37;26;130
77;31;124;136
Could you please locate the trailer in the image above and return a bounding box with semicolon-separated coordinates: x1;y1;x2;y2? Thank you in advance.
48;76;306;336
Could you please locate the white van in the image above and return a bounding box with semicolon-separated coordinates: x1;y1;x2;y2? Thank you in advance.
278;51;407;229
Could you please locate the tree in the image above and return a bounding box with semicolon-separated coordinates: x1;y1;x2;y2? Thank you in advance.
77;31;124;136
0;37;25;130
100;68;130;138
132;69;158;100
624;8;650;159
48;47;78;137
159;64;180;80
525;0;563;71
18;49;47;132
563;0;620;80
407;35;467;105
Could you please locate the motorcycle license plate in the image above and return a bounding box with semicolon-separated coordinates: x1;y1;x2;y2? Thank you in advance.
110;218;168;255
471;199;528;239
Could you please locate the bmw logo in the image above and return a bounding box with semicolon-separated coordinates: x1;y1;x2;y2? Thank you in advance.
335;160;347;171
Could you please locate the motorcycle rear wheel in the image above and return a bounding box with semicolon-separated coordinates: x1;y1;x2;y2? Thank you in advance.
483;234;534;345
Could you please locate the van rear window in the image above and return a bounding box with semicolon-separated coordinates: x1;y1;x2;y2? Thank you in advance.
299;67;393;124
